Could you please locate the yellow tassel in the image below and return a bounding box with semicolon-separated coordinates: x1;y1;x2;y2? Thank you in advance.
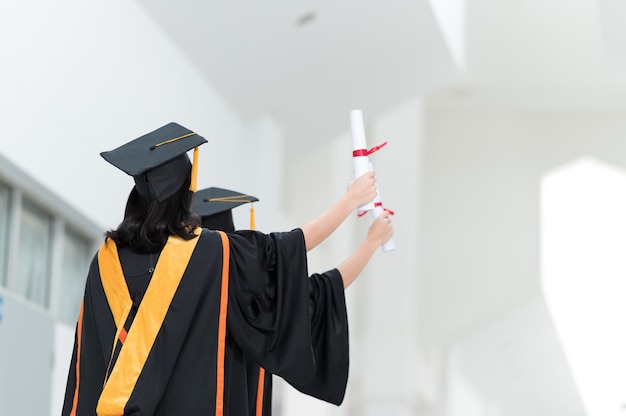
249;205;255;230
190;147;199;192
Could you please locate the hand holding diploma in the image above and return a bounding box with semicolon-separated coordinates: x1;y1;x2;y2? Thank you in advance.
368;178;395;252
350;109;395;252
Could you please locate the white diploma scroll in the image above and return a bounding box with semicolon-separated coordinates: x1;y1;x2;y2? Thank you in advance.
350;109;395;252
350;109;376;212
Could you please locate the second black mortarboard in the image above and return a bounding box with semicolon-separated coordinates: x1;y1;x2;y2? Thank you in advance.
101;122;207;203
193;187;259;232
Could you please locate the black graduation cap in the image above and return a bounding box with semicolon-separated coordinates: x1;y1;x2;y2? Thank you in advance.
193;187;259;232
101;122;207;203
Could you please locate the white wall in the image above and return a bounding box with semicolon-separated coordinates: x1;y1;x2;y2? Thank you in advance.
0;0;278;232
421;88;626;415
422;89;626;348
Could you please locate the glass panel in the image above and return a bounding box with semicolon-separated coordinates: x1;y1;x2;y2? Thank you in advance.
16;199;52;307
0;183;9;287
58;228;90;324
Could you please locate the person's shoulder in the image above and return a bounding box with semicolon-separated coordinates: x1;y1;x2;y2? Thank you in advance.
272;228;304;241
198;227;217;236
198;228;304;246
231;228;303;240
197;227;261;243
196;228;227;244
197;228;246;237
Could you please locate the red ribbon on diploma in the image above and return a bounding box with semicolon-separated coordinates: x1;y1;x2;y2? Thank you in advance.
352;140;394;218
358;202;395;218
352;141;388;157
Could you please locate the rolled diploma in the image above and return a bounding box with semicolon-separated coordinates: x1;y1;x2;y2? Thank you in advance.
350;109;376;212
369;167;396;252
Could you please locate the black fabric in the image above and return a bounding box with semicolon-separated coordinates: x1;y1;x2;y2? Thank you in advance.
117;247;160;307
193;187;258;218
194;186;258;231
62;228;350;415
136;154;191;202
201;210;235;232
288;269;350;405
100;122;207;202
100;122;206;176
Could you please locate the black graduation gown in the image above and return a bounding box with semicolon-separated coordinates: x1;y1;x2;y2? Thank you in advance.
62;228;349;415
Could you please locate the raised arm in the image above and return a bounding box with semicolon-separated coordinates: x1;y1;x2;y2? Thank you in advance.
300;170;377;251
337;213;394;288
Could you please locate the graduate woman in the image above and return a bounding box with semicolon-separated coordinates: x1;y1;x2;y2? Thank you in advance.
192;187;394;414
62;122;394;416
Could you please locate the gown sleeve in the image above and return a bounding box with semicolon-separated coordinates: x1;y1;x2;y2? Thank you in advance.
288;268;349;405
226;228;349;405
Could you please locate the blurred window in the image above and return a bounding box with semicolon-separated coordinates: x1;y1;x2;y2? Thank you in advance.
15;198;52;308
0;182;10;287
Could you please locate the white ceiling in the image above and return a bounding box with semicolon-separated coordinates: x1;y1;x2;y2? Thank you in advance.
135;1;626;414
135;0;458;156
134;0;626;152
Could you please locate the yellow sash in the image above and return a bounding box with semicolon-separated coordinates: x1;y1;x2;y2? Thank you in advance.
96;230;202;415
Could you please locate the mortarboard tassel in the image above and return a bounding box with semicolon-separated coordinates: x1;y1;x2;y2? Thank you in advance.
190;147;199;192
249;205;255;230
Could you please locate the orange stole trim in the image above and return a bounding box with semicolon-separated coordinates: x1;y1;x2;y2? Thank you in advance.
96;230;201;416
248;208;264;415
248;217;265;415
255;367;266;416
69;300;85;416
118;328;128;344
215;231;230;416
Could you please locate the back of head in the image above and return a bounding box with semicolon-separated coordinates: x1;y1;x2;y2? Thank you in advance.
108;173;200;252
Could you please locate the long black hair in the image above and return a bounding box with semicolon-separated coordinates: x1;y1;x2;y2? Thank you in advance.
105;172;201;252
